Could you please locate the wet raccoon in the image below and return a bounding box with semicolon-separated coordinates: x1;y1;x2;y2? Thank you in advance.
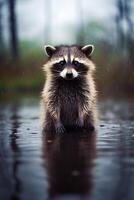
41;45;97;133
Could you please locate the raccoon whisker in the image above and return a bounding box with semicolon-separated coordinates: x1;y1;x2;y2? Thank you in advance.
52;74;61;78
78;70;87;73
77;72;83;75
52;70;61;73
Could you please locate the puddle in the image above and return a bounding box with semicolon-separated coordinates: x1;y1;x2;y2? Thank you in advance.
0;96;134;200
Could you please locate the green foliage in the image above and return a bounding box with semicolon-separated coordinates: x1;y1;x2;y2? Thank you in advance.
0;40;45;92
0;38;134;97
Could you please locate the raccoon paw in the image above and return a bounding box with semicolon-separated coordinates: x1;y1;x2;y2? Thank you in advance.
76;118;84;127
55;123;65;134
43;124;53;133
84;121;95;131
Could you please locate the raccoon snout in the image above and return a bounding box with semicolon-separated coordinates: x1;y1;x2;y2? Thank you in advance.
60;68;78;79
66;72;73;79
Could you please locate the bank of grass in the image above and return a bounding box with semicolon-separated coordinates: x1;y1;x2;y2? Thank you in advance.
0;73;44;91
0;41;45;92
0;41;134;96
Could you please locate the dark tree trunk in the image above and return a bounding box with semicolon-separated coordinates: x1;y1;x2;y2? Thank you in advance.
0;2;4;55
115;0;125;50
124;0;134;63
8;0;19;59
115;0;134;53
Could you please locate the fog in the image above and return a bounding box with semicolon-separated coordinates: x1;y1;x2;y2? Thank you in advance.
2;0;118;43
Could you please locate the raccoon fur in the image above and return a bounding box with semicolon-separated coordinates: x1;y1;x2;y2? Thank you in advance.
41;45;97;133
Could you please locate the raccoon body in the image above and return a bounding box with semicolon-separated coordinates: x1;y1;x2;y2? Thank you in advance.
41;45;97;133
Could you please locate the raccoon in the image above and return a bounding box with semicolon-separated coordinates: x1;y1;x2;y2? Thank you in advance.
41;45;97;133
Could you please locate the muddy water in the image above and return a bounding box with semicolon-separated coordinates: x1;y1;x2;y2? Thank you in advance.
0;96;134;200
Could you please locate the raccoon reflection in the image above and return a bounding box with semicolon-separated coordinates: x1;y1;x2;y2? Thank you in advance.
42;131;96;198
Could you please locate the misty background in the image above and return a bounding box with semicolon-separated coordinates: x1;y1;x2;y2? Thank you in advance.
0;0;134;96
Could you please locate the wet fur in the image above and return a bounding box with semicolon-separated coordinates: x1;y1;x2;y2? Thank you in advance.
41;45;97;133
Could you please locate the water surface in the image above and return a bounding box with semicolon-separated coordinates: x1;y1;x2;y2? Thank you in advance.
0;96;134;200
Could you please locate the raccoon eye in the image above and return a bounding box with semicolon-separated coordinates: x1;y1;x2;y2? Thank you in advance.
73;60;80;66
59;60;66;65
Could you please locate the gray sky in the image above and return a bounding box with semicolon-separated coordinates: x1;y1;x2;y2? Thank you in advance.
2;0;120;44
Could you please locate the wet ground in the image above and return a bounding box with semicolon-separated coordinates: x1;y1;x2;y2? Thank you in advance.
0;95;134;200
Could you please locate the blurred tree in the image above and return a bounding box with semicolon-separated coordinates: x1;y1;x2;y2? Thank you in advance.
115;0;134;60
124;0;134;64
0;1;4;56
115;0;125;51
8;0;19;59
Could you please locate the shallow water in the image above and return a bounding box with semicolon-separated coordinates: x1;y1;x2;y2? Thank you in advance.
0;96;134;200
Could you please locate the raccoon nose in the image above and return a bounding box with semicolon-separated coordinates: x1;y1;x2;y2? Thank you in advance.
66;72;73;79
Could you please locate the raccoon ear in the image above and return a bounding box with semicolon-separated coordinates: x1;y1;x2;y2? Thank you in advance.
44;45;56;57
81;45;94;57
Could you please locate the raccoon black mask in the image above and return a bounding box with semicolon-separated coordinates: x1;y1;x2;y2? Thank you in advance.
44;45;95;80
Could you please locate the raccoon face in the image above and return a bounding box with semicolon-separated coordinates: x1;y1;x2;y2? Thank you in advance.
44;45;95;80
53;60;78;80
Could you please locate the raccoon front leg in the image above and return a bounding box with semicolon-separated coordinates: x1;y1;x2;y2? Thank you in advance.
76;105;84;127
43;111;54;133
84;111;95;131
54;106;65;134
